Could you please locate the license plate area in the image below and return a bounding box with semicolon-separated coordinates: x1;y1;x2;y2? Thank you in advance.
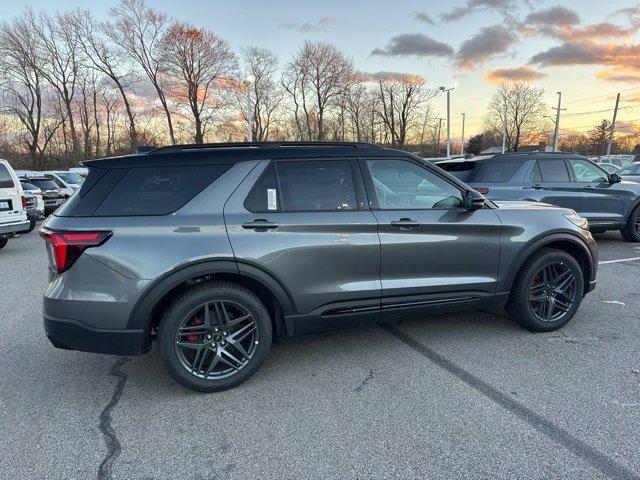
0;200;11;211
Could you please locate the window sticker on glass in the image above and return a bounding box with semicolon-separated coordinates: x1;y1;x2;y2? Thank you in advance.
267;188;277;210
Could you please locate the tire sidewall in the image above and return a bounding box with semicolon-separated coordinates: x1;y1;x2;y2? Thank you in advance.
623;206;640;242
158;284;272;392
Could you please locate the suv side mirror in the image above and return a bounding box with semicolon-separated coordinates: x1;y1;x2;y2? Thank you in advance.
610;173;622;183
465;189;485;210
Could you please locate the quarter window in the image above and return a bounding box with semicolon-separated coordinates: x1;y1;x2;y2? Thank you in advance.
366;159;463;209
0;164;14;188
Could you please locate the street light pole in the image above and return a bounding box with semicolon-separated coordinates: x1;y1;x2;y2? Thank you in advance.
439;85;456;158
552;91;562;151
460;113;465;155
501;91;507;154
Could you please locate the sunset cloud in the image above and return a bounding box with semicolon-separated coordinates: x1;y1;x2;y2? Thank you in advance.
411;11;435;25
281;17;335;33
440;0;514;22
484;66;546;84
530;41;640;70
525;6;580;26
371;34;453;58
358;71;426;83
596;68;640;83
455;25;517;69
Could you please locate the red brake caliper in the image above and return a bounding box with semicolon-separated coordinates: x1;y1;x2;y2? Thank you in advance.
187;314;204;342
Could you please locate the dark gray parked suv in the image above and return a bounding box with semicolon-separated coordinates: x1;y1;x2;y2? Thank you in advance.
41;143;597;391
437;152;640;241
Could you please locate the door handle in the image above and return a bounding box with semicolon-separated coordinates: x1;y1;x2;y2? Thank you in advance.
390;218;420;230
531;184;543;190
241;219;279;230
585;185;595;189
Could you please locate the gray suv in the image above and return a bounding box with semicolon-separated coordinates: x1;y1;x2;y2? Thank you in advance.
437;152;640;241
41;143;597;391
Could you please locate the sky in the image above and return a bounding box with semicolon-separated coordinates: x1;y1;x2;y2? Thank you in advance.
1;0;640;140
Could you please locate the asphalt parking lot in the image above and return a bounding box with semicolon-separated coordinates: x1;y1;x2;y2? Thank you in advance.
1;226;639;480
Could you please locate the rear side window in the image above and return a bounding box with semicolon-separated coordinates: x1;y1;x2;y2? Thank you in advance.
535;160;570;182
277;160;356;211
0;164;15;188
474;161;523;182
94;164;230;216
29;179;58;190
244;160;357;212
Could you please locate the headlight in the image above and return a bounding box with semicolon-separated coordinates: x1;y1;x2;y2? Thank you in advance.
563;211;589;230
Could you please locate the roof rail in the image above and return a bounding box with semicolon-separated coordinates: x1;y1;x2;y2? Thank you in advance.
148;141;382;154
493;150;573;157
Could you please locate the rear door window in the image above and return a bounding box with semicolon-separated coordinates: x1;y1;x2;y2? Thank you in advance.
277;160;357;211
536;160;570;182
0;164;15;188
94;164;230;216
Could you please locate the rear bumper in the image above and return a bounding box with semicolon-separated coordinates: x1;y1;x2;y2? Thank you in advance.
44;314;148;355
0;219;30;236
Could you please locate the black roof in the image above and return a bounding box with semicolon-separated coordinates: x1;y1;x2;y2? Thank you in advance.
84;141;407;169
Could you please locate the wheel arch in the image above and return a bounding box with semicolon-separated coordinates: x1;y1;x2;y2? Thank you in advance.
127;258;296;352
501;233;594;296
623;198;640;224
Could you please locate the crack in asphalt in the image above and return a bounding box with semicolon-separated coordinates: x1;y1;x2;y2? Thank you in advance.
98;357;131;480
355;369;375;394
381;324;640;480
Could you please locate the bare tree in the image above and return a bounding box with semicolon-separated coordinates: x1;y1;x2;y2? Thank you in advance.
486;82;546;152
159;22;237;144
33;10;83;155
70;9;139;152
106;0;176;144
282;41;356;141
240;47;283;141
375;75;433;149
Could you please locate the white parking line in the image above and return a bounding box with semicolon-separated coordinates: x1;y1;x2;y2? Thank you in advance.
599;256;640;265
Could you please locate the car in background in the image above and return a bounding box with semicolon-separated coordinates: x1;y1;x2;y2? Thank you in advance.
23;176;67;215
592;155;634;168
20;180;45;232
598;163;620;174
618;162;640;181
436;152;640;241
68;167;88;178
0;159;29;250
43;171;83;196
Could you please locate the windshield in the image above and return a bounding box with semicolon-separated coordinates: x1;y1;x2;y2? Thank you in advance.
56;172;85;184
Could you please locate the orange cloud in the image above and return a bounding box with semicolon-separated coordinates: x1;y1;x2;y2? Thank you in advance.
596;67;640;83
484;66;546;84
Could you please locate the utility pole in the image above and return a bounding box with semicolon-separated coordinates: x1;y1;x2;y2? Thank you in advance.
552;91;566;151
501;91;507;153
460;113;466;155
606;92;620;156
435;118;443;156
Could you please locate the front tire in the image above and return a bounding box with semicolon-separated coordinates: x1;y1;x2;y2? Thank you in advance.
506;248;584;332
621;205;640;242
0;237;7;249
158;281;272;392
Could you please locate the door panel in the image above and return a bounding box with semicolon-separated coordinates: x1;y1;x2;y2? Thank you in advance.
567;158;623;225
526;159;581;211
224;159;381;318
362;158;501;319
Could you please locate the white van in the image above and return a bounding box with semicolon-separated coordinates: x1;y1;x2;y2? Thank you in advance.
42;170;84;196
0;160;29;250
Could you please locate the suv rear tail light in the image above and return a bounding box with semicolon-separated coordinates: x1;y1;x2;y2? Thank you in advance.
39;229;111;273
21;195;27;208
474;187;490;194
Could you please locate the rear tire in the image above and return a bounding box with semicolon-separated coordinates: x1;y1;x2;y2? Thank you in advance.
158;281;272;392
0;238;7;249
505;248;584;332
621;205;640;242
